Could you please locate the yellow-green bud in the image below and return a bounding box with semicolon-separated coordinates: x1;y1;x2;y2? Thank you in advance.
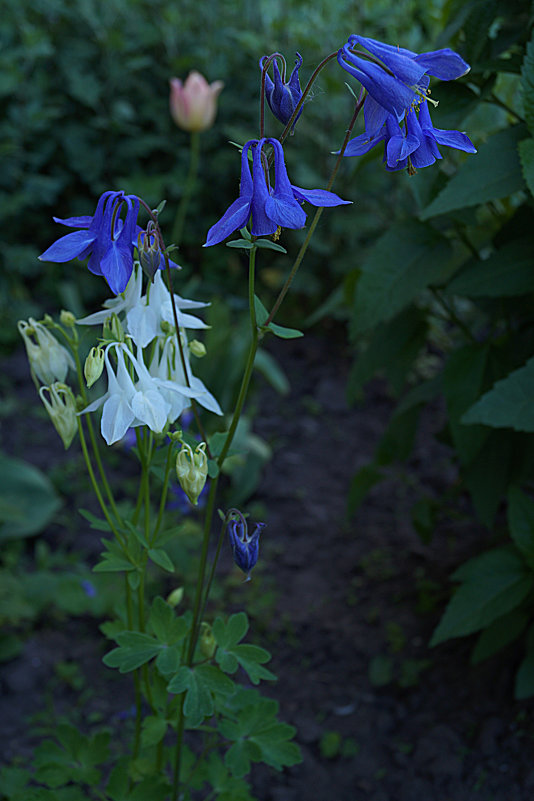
166;587;184;607
199;622;216;659
175;442;208;505
60;310;76;327
103;313;124;343
189;340;206;358
160;320;173;335
84;346;105;388
39;383;78;449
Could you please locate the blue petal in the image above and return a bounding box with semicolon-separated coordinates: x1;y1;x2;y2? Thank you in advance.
348;35;425;84
431;128;477;153
291;185;352;206
250;139;278;236
343;129;386;158
39;230;96;262
100;240;134;295
414;48;470;80
264;138;307;229
364;96;390;138
204;195;253;246
53;215;93;228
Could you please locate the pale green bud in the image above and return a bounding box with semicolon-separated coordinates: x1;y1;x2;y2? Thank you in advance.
102;313;125;343
84;347;105;388
60;310;76;327
199;622;216;659
39;383;78;449
18;318;75;385
175;442;208;505
166;587;184;607
189;339;206;358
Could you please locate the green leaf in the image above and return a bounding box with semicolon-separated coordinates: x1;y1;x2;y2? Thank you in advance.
148;548;175;573
420;125;527;219
253;296;269;326
471;608;530;664
521;31;534;136
124;520;149;548
224;740;261;778
149;597;188;644
443;344;490;465
462;357;534;431
254;349;290;395
431;547;534;646
103;632;162;673
254;295;302;338
0;454;62;541
508;487;534;568
347;465;384;517
167;665;233;727
515;626;534;699
518;137;534;198
255;238;287;254
350;220;452;335
462;431;514;528
445;238;534;298
227;239;253;250
78;508;112;532
141;716;167;747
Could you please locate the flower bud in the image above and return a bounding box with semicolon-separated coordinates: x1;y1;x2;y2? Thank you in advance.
260;53;303;131
18;318;75;385
60;310;76;327
84;346;105;388
137;227;162;282
39;383;78;449
102;313;125;343
175;442;208;506
199;622;216;659
189;339;206;358
166;587;184;608
227;511;265;578
169;72;224;133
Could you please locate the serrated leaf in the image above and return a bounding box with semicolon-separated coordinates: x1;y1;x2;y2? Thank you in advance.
443;344;490;465
471;608;529;664
521;32;534;136
508;487;534;567
148;548;174;573
462;357;534;431
149;597;188;644
445;238;534;298
224;740;261;778
431;547;534;645
518;137;534;197
213;612;249;648
166;666;216;727
421;125;527;219
350;220;452;335
230;644;276;685
515;626;534;699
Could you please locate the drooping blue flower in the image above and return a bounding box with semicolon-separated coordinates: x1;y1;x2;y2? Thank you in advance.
260;53;303;130
204;138;350;247
40;191;141;295
338;35;470;138
342;99;476;172
227;515;265;578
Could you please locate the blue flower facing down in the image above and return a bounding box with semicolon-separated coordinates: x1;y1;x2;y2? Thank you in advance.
343;99;476;172
338;35;470;139
260;53;303;130
40;192;181;295
227;515;265;578
204;138;350;247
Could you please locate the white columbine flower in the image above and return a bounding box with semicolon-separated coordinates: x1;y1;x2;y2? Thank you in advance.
150;336;222;417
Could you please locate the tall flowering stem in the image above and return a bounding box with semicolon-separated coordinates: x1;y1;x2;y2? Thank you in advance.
265;92;364;326
171;130;201;245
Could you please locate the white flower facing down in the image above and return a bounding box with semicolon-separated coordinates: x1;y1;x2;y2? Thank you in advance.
18;318;75;385
82;343;202;445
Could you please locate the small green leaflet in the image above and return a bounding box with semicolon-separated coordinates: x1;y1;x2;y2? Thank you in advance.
167;665;235;728
254;296;303;339
213;613;276;684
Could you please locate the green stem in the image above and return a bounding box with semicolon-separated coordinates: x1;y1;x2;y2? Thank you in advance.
171;246;259;801
172;130;201;245
431;288;477;344
76;417;125;547
265;95;364;327
151;439;175;545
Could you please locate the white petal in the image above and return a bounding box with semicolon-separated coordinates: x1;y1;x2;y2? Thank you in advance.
131;389;170;433
126;304;158;347
101;394;136;445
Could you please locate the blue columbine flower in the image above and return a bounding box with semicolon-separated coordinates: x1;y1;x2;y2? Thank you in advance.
227;514;265;578
260;53;303;130
204;138;350;247
40;190;141;295
338;35;470;139
342;99;476;172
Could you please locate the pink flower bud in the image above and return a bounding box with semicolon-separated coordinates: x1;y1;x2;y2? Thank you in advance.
169;72;224;132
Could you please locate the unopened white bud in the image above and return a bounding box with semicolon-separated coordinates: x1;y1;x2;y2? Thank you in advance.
176;442;208;505
39;383;78;449
60;310;76;327
18;318;75;385
84;347;105;388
